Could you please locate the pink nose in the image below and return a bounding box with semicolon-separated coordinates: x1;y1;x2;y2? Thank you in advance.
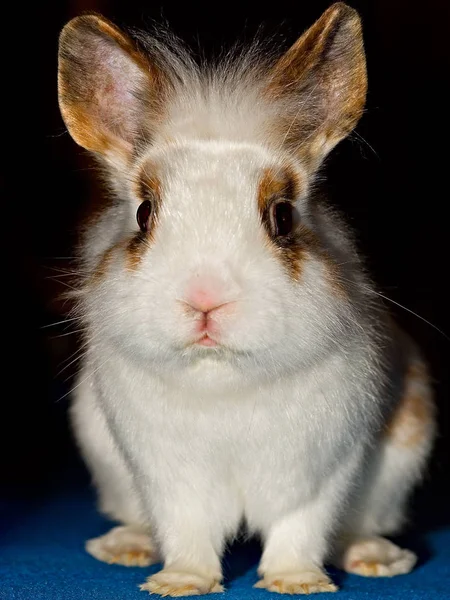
186;288;223;313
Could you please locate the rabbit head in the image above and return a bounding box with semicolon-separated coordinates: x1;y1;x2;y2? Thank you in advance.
58;4;368;389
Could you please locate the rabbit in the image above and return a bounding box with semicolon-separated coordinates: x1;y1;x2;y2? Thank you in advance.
57;3;436;596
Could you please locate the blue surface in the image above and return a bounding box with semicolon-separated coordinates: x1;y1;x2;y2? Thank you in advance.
1;485;449;599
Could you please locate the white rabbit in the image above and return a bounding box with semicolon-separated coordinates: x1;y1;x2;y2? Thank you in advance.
58;3;436;595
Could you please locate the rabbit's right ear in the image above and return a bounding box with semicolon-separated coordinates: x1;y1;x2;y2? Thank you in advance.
58;14;166;165
266;3;367;172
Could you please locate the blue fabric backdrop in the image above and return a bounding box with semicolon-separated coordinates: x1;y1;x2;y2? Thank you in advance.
1;484;449;599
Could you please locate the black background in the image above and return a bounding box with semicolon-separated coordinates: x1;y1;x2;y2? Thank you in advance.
3;0;449;526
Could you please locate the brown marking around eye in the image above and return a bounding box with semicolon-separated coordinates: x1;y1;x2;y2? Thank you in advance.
384;357;435;448
258;166;300;274
89;234;146;284
125;168;162;271
257;167;302;279
89;240;124;285
88;168;162;282
257;167;300;217
257;167;345;292
125;233;149;271
294;224;347;296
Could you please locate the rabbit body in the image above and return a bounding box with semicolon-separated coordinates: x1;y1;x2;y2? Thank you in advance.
58;3;435;595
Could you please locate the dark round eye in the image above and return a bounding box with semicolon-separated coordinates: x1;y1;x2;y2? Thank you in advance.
272;201;293;237
137;200;153;232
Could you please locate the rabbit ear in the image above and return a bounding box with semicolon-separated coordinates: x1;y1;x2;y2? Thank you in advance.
58;14;166;165
267;3;367;171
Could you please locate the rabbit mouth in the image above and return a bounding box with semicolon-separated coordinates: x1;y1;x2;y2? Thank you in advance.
196;334;218;347
190;333;219;348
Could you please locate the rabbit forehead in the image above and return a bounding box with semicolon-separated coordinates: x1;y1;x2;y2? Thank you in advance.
139;139;300;205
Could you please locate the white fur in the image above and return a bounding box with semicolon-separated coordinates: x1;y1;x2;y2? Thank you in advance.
71;138;431;590
60;8;435;595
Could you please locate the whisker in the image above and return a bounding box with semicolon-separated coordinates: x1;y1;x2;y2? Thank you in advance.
368;288;450;342
39;257;79;260
334;273;450;342
49;328;87;340
56;355;113;403
55;347;88;378
47;279;80;292
351;130;379;159
41;317;80;329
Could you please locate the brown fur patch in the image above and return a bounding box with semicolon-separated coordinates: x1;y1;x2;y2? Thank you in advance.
384;359;435;448
298;225;347;297
89;234;151;283
90;241;123;285
265;3;367;169
125;233;148;271
257;166;301;215
136;169;162;212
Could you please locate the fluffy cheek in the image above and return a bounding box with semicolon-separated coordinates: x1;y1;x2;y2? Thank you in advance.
85;248;343;372
84;269;176;359
231;255;351;367
88;263;291;357
223;289;291;350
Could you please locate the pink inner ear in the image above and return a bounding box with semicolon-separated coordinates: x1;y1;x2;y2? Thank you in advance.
59;19;153;155
91;46;146;144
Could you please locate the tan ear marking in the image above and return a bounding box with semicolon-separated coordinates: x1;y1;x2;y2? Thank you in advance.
58;14;167;160
265;3;367;170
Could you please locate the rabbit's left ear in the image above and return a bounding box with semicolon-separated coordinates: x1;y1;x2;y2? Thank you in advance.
267;3;367;171
58;14;167;166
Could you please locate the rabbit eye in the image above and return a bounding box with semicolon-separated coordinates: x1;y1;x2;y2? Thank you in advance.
137;200;153;232
271;201;293;237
